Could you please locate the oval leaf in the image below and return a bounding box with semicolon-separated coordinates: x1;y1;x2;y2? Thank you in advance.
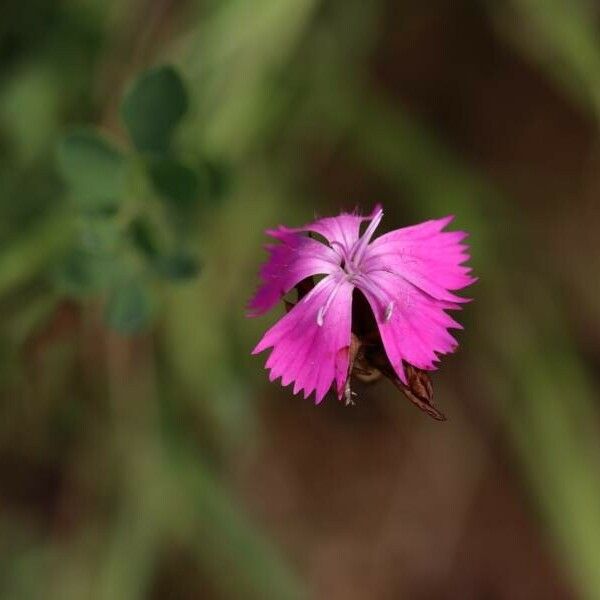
105;280;153;334
155;252;201;281
55;249;116;296
148;158;200;206
57;129;126;210
121;66;188;154
129;217;161;259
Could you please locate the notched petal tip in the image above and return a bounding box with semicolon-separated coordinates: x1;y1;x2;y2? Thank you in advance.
439;215;455;229
314;391;327;405
251;207;474;411
251;276;353;407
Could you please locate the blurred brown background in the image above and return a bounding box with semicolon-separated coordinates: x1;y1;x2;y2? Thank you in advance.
1;1;600;599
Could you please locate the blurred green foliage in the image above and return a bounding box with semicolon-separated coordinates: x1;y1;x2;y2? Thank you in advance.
1;0;600;599
57;130;126;210
122;66;188;154
53;65;218;334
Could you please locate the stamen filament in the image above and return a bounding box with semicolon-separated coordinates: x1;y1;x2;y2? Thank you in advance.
352;273;391;323
316;277;346;326
329;240;349;265
350;208;383;266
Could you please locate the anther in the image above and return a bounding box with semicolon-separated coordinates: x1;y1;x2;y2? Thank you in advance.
317;305;325;327
384;301;394;323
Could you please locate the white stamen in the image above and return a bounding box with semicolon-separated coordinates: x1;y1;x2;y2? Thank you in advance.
316;277;346;327
352;273;388;309
350;208;384;267
384;301;394;323
317;305;325;327
329;240;347;260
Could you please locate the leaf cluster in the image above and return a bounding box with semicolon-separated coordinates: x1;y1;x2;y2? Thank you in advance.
56;66;231;333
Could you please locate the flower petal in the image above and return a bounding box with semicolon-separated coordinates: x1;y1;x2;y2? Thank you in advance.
253;275;354;403
354;270;463;383
274;205;382;257
247;230;339;316
362;215;475;304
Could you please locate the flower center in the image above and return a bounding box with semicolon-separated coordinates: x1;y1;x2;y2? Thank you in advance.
316;209;385;326
337;208;384;279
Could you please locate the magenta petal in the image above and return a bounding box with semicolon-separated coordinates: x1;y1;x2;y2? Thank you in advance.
354;270;463;383
362;216;475;303
249;208;475;407
247;230;339;316
253;275;354;403
275;205;382;257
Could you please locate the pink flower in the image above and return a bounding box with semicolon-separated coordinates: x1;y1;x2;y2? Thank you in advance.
248;206;475;411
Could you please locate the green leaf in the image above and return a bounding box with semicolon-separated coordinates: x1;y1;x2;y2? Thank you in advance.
55;248;115;296
105;280;153;334
129;217;160;259
148;158;200;206
128;216;201;280
57;129;126;211
121;66;188;154
55;216;122;296
79;216;121;256
155;252;201;281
